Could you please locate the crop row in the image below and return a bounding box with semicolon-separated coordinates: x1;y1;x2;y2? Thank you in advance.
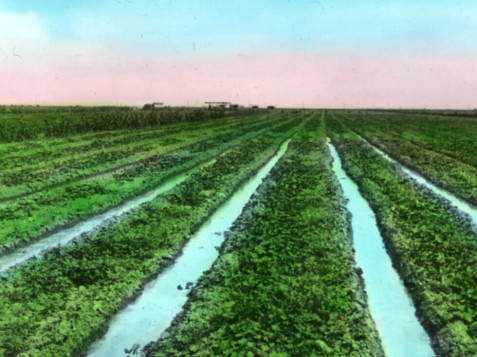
342;111;477;167
0;125;295;356
152;118;383;356
0;106;269;142
336;113;477;207
0;111;253;165
326;116;477;356
0;112;248;168
0;114;304;253
0;110;274;173
0;113;289;200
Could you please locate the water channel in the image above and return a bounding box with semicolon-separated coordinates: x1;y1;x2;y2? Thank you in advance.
328;141;434;357
86;139;291;357
365;138;477;227
0;159;217;273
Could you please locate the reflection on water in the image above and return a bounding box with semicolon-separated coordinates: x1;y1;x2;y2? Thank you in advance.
87;139;290;357
328;141;434;357
0;171;192;273
369;141;477;227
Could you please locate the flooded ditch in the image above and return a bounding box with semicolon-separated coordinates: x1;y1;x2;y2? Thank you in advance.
328;141;434;357
365;139;477;227
0;158;220;273
86;139;291;357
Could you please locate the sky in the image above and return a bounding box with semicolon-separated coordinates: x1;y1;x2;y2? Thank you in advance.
1;0;477;108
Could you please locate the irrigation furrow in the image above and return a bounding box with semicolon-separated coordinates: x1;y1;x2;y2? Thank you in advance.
328;141;435;357
0;110;256;159
86;139;291;357
343;112;477;169
0;112;262;174
0;121;287;273
354;133;477;228
150;121;383;356
0;157;214;273
327;115;477;355
0;114;286;203
0;126;297;356
0;116;303;255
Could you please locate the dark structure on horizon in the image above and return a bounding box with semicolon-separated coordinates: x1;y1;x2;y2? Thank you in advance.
205;101;230;109
143;102;164;110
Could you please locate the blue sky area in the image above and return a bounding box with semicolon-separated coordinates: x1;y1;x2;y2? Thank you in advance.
2;1;476;107
2;0;476;56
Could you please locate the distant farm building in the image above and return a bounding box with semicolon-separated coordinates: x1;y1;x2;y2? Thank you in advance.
205;101;231;109
143;102;164;110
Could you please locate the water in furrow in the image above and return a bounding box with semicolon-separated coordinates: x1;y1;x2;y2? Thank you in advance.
328;141;434;357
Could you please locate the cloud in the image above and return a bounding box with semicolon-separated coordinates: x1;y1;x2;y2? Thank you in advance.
0;10;51;62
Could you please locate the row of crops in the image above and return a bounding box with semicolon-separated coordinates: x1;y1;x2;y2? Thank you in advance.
327;116;477;356
151;119;383;356
0;114;301;250
0;106;270;142
1;108;477;356
340;111;477;205
0;112;287;199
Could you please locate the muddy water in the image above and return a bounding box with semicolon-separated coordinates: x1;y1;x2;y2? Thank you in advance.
366;141;477;227
86;139;290;357
0;160;219;273
328;141;434;357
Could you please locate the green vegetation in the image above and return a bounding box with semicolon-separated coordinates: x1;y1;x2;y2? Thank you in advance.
0;115;301;253
339;111;477;205
327;116;477;356
0;106;268;142
152;118;383;357
0;127;294;356
4;107;477;356
0;112;286;200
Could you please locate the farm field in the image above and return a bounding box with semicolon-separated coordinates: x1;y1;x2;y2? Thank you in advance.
1;107;477;357
338;111;477;205
0;112;300;254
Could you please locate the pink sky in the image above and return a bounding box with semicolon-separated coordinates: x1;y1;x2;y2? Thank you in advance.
2;2;477;108
3;51;477;108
